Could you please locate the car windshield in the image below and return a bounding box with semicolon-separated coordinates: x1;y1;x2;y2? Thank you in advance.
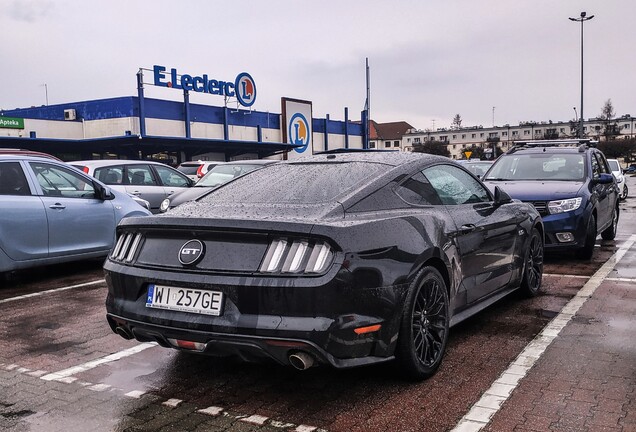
201;162;390;204
607;160;620;171
484;153;585;181
196;164;264;187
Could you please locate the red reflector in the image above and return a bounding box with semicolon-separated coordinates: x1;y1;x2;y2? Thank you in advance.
354;324;381;335
176;340;198;350
265;340;308;348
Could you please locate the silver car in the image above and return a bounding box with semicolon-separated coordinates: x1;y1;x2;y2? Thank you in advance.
72;160;195;213
0;154;151;274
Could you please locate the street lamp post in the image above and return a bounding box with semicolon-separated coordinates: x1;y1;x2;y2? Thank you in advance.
569;11;594;139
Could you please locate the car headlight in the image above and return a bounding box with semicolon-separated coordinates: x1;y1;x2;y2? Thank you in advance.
548;197;582;214
616;174;624;183
160;198;170;213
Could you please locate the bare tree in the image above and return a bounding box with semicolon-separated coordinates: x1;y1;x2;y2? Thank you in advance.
599;99;619;140
451;114;462;130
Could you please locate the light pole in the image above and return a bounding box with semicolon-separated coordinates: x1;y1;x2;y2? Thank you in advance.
569;11;594;138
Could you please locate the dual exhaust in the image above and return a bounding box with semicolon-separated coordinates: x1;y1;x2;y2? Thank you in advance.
116;325;316;371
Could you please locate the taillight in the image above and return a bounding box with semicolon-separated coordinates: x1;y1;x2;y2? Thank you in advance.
111;232;143;263
81;166;89;174
196;164;204;178
259;238;333;274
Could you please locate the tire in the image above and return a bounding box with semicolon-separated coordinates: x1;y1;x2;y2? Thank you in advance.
520;228;544;297
396;266;450;381
601;205;619;240
576;214;596;259
620;184;628;200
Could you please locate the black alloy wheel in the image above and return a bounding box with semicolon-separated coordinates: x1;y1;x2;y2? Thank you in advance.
396;266;450;381
620;184;628;200
520;228;544;297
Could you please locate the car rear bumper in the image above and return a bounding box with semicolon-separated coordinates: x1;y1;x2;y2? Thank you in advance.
104;260;408;369
106;312;396;369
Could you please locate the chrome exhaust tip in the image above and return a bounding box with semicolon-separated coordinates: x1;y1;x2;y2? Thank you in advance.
288;351;314;370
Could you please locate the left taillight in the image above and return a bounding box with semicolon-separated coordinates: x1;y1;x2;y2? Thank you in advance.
111;232;143;263
259;238;334;274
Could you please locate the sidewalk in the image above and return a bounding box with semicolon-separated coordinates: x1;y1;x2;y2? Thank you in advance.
473;236;636;432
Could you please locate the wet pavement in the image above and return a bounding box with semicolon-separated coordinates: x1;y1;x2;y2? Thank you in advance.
1;175;635;432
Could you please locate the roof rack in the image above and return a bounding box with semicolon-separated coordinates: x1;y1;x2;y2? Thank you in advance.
507;139;598;154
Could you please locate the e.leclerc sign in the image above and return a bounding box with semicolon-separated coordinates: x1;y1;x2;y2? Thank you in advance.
153;65;256;107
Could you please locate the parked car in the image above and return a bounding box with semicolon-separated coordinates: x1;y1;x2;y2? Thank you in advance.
0;153;151;274
455;160;494;178
607;159;628;200
625;164;636;174
483;140;619;259
176;161;224;182
160;159;277;212
71;159;195;213
105;152;543;381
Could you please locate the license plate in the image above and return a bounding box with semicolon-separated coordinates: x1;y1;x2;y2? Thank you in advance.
146;284;223;316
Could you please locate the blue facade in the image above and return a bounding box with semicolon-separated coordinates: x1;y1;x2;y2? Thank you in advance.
1;97;362;137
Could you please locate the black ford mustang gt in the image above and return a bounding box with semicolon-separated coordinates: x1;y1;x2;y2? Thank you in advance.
105;152;544;380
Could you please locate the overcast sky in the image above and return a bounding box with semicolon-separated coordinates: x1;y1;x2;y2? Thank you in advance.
1;1;634;131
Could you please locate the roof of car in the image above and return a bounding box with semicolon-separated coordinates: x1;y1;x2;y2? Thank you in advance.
71;159;172;167
223;159;278;166
0;149;62;161
289;151;448;167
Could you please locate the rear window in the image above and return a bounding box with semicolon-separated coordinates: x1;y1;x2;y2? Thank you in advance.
177;163;201;175
202;162;390;204
607;160;620;171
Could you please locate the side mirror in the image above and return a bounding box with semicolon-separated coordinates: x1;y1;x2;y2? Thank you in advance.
97;184;115;200
595;173;614;185
493;186;513;206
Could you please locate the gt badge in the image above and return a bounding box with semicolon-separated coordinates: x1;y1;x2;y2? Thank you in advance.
179;239;205;266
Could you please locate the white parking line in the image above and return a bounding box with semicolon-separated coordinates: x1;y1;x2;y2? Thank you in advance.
605;277;636;283
0;279;105;304
543;273;590;279
451;234;636;432
40;342;156;381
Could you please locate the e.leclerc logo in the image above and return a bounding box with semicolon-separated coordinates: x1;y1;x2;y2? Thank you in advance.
153;66;256;107
288;113;310;153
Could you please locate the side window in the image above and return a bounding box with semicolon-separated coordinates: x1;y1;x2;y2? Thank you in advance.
0;162;30;196
594;152;610;175
154;165;190;187
423;164;490;205
30;162;96;199
590;153;601;180
395;172;442;205
94;166;124;184
125;165;157;186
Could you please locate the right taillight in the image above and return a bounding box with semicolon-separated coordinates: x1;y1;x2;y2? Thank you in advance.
259;238;333;274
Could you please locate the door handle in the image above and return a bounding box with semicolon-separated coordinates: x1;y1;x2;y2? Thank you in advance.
460;224;476;234
49;203;66;210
